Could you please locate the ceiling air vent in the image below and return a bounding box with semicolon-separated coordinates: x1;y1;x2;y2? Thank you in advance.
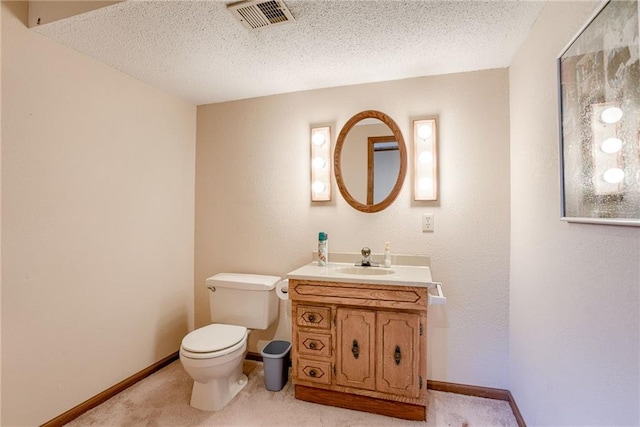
228;0;295;30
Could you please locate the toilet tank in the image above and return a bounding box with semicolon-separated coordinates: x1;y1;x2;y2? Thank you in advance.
206;273;280;330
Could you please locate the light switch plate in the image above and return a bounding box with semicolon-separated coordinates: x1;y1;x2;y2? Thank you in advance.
422;214;434;232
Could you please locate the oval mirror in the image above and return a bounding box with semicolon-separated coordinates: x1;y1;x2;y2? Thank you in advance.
334;110;407;213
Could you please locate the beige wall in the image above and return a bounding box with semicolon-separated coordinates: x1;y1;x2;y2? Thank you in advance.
509;1;640;425
0;2;3;424
1;2;196;425
196;69;511;389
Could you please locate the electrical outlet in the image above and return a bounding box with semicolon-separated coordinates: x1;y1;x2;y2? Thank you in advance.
422;214;434;232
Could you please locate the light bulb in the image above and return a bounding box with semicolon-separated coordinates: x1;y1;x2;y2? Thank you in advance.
417;124;432;139
312;180;326;193
419;151;433;164
601;107;623;124
419;177;433;192
312;132;326;146
603;168;625;184
312;157;326;169
600;137;622;154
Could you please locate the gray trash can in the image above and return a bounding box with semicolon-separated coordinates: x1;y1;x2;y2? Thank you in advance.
260;340;291;391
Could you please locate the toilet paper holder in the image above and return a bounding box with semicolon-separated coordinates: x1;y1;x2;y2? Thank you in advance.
276;279;289;300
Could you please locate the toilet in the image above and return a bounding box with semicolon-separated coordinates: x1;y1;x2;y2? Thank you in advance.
180;273;280;411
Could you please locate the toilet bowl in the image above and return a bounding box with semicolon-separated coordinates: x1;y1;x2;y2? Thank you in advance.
179;273;281;411
179;323;249;411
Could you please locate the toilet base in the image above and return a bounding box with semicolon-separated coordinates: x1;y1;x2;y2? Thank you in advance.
189;362;248;411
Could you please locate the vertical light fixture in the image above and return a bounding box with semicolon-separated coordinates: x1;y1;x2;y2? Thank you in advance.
311;126;331;201
591;102;625;196
413;118;438;201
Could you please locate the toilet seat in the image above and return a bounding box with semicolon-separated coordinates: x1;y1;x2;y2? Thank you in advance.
181;324;247;359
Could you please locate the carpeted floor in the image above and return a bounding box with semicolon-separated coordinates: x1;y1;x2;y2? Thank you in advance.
65;360;518;426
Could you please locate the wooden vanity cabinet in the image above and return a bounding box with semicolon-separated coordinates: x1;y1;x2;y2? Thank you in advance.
290;279;428;421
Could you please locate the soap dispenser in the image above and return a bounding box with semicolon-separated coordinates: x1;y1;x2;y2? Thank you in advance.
383;242;391;268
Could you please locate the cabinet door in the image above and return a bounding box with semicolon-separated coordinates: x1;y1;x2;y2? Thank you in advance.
376;311;421;398
335;308;376;391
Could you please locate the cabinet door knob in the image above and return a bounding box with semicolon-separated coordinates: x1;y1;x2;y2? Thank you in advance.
394;345;401;365
352;339;359;359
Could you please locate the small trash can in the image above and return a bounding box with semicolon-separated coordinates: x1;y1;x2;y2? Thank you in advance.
260;340;291;391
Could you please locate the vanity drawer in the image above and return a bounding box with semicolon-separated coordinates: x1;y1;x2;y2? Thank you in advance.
297;331;331;358
296;305;331;329
296;358;332;385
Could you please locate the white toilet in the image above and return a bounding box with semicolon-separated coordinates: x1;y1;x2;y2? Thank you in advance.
180;273;280;411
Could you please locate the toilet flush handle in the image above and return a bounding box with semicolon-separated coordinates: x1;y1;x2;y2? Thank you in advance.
207;286;216;292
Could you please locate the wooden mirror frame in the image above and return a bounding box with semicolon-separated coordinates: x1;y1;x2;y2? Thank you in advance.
334;110;407;213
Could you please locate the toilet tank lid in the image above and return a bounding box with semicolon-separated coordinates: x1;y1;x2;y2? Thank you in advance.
206;273;281;291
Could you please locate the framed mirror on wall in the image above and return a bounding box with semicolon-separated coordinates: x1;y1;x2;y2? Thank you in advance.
558;0;640;226
334;110;407;213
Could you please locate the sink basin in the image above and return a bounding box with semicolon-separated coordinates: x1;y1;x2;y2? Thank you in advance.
333;266;396;276
288;261;433;287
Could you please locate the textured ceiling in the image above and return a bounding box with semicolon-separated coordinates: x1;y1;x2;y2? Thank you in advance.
33;0;546;105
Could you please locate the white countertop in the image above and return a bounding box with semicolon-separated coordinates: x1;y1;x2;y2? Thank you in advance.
287;262;435;288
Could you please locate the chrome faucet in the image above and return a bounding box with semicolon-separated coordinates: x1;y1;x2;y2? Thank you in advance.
357;247;379;267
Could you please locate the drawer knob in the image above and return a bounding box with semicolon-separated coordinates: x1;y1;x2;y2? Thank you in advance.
309;369;317;377
309;342;317;349
308;314;316;322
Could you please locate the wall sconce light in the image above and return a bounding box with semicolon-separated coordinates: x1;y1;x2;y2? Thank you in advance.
591;103;625;196
311;126;331;201
413;118;438;201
